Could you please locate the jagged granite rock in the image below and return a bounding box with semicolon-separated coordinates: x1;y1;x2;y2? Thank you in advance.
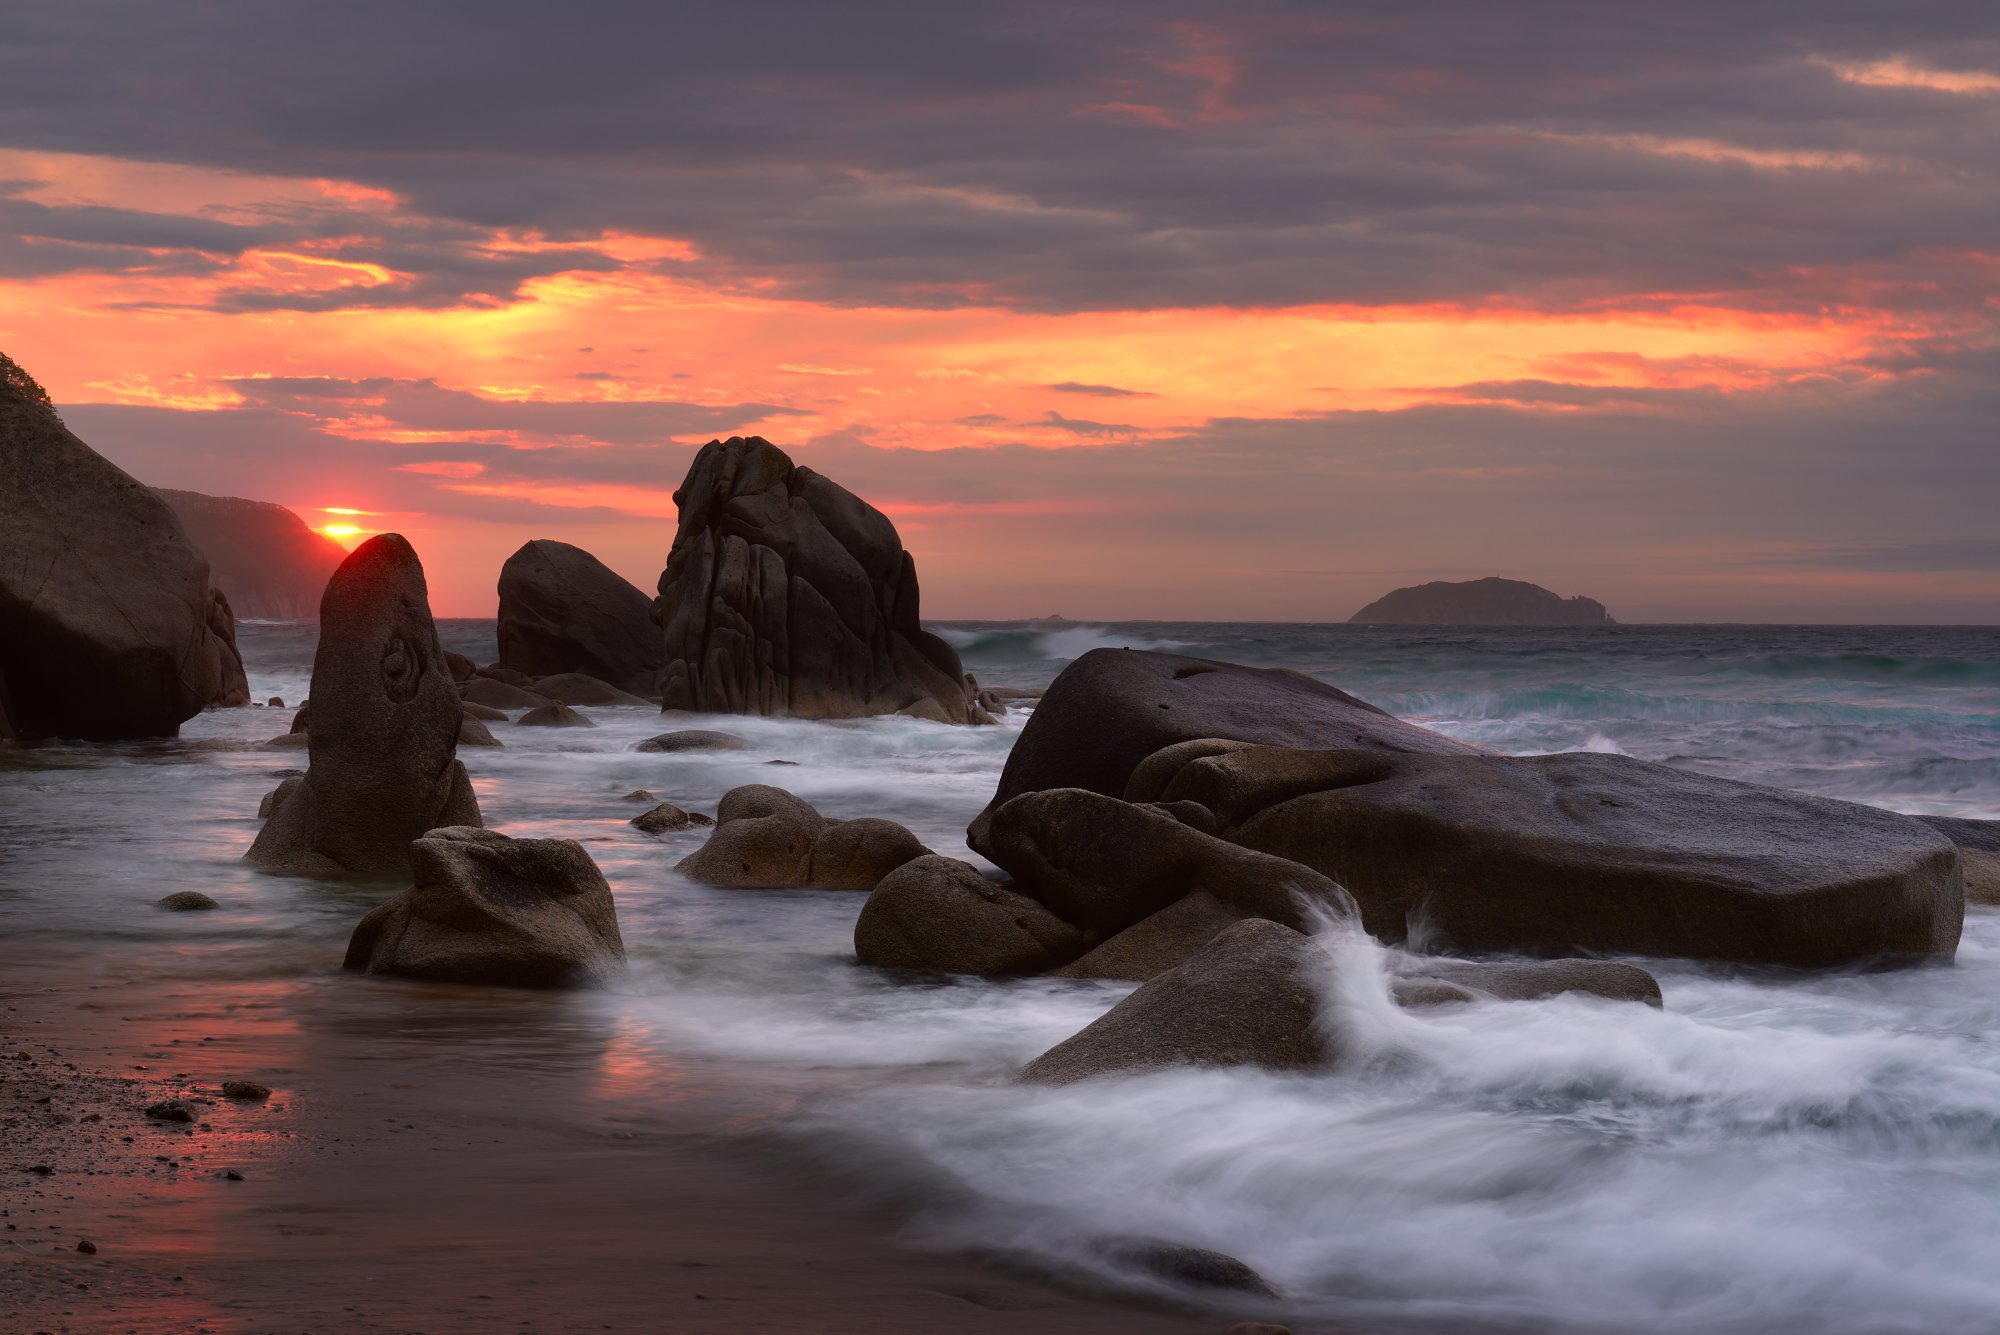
343;827;623;988
968;648;1480;856
153;487;348;619
0;355;248;739
1139;741;1962;967
202;588;251;707
243;535;480;877
652;436;976;722
1349;577;1614;625
497;540;663;695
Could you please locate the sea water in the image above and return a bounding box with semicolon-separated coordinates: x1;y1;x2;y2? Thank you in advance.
3;619;1998;1332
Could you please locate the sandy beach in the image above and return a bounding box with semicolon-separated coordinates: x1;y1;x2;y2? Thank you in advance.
2;958;1238;1335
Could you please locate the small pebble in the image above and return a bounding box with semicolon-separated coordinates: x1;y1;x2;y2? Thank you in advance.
225;1169;245;1181
75;1239;96;1254
144;1100;196;1123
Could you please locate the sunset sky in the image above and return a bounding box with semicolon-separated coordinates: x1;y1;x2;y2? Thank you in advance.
2;4;1997;621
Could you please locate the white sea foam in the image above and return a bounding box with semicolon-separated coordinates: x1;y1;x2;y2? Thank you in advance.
7;618;1999;1331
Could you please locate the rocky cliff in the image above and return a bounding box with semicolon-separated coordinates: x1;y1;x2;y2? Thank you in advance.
153;488;350;619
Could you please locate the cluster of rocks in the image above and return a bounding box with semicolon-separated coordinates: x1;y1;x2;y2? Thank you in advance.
0;352;249;741
675;785;931;890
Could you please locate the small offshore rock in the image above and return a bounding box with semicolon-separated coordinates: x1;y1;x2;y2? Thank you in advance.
517;701;596;728
225;1170;245;1181
631;802;694;833
461;676;550;711
76;1238;97;1253
635;729;749;753
157;891;219;912
1104;1240;1280;1298
529;672;652;707
265;696;283;708
221;1081;271;1101
144;1100;197;1123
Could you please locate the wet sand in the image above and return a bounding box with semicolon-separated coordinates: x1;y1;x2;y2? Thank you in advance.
0;960;1236;1335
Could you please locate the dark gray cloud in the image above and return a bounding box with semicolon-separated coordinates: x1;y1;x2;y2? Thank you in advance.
2;4;1997;315
1048;382;1158;397
220;376;805;444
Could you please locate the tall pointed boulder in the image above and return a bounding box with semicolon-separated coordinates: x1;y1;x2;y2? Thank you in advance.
245;534;480;876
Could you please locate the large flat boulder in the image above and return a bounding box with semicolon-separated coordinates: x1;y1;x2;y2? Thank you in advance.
497;540;663;696
652;436;976;722
0;355;247;739
968;648;1479;854
1142;742;1962;966
244;535;480;877
343;827;623;988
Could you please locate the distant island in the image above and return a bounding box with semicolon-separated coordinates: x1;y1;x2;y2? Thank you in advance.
1348;577;1615;625
154;488;349;619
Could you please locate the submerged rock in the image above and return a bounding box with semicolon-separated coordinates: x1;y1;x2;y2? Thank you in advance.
461;677;549;711
497;539;664;696
243;535;480;877
529;672;652;707
855;856;1086;974
0;355;247;739
1393;957;1662;1007
630;802;696;833
457;715;503;747
157;891;219;911
1018;921;1329;1086
516;701;595;728
636;729;749;753
676;785;930;889
343;827;624;988
1099;1240;1281;1298
652;436;978;722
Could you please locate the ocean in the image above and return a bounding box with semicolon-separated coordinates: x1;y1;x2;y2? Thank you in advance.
4;619;1998;1332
